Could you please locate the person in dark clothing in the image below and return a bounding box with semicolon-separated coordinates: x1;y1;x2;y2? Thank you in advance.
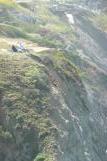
12;45;18;52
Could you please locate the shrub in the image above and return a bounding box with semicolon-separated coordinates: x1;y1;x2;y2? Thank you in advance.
34;153;46;161
0;126;13;143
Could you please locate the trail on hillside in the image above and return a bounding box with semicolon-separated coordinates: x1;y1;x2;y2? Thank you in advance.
0;38;50;53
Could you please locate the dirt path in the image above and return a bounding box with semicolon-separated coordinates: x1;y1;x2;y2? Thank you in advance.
0;38;50;53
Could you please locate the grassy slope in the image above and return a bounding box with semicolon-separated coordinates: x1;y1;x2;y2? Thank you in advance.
0;50;56;161
0;1;80;161
90;12;107;32
0;0;75;47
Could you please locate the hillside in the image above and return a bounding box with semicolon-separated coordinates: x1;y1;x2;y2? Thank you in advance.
0;1;79;161
0;0;107;161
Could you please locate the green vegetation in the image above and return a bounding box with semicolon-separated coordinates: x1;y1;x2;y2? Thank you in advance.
34;153;46;161
52;51;81;79
91;13;107;32
0;0;19;8
0;0;80;161
0;51;56;160
0;24;29;38
0;126;13;143
0;0;15;6
0;0;74;48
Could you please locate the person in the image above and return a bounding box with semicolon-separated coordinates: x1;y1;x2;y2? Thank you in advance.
12;45;18;52
19;42;24;50
17;41;25;52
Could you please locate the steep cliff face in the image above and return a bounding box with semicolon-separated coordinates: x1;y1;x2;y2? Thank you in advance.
0;0;107;161
82;0;107;10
